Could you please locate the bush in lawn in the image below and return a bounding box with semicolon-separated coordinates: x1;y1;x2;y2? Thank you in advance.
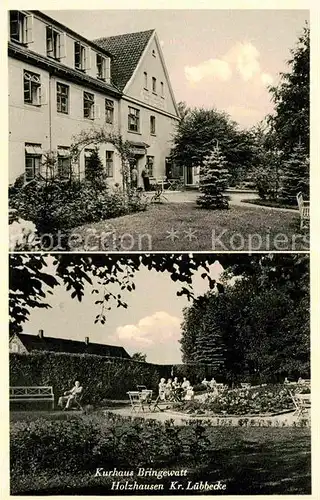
279;143;309;205
197;144;230;209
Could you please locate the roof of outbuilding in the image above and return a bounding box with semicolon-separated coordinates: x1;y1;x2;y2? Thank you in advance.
13;333;131;359
94;29;155;90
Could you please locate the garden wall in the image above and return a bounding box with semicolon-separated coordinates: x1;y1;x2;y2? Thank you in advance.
9;352;219;403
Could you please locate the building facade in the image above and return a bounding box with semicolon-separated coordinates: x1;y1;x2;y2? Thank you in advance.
8;10;180;187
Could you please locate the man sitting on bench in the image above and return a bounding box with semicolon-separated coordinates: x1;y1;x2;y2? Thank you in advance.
58;380;83;410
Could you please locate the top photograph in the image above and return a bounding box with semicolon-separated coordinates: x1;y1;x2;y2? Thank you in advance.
8;9;310;252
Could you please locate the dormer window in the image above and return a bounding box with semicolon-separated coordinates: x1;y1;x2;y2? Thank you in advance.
46;26;65;60
75;41;87;71
96;54;106;80
10;11;33;45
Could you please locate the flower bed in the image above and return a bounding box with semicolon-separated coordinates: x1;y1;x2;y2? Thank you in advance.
175;384;308;416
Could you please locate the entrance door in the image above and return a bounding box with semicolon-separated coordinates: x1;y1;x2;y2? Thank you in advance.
185;166;193;185
130;157;139;188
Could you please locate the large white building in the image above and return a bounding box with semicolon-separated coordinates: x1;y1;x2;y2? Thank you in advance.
8;10;180;187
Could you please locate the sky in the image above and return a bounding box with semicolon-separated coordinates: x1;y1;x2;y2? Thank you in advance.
45;9;308;127
23;258;224;364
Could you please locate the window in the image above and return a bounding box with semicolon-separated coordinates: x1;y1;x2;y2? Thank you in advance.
46;26;63;59
161;81;164;97
152;77;157;93
56;83;69;114
24;70;41;105
75;41;87;71
96;54;106;79
152;49;156;57
57;147;71;179
146;156;154;176
144;72;148;89
10;11;33;44
25;143;42;182
128;107;140;132
11;342;19;353
84;148;95;177
105;99;114;124
106;151;114;177
83;91;94;119
150;115;156;135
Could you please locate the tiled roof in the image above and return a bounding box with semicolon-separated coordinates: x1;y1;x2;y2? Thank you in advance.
94;30;155;91
14;333;131;359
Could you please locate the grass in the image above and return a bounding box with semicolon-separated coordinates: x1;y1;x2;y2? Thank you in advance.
71;203;308;251
11;425;310;495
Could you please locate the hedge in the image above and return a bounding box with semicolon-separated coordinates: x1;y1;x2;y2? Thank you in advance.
9;352;219;403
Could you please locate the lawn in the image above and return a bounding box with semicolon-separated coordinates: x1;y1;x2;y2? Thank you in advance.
11;422;310;495
70;203;308;251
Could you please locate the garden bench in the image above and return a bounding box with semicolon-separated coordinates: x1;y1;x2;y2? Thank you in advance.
296;192;310;230
10;386;55;409
127;390;153;412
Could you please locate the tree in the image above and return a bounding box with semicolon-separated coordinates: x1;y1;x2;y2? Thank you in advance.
279;143;309;204
180;254;309;382
131;352;147;362
9;253;308;335
268;23;309;156
196;144;230;209
171;108;256;186
83;148;106;191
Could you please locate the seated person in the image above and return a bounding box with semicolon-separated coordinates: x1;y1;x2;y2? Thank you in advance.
209;377;217;389
172;377;181;389
284;377;289;384
165;378;173;399
158;378;166;400
202;378;209;387
184;386;195;401
58;380;83;410
181;377;190;391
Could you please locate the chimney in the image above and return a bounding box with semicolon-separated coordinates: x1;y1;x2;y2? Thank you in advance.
38;329;44;339
85;336;89;345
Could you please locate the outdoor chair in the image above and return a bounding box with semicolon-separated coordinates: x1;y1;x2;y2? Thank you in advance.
288;390;311;417
150;184;168;203
127;390;153;412
137;385;147;391
296;192;310;230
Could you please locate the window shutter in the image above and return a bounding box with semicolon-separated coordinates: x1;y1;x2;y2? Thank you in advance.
59;32;67;59
105;58;111;82
25;14;34;44
39;84;47;105
94;104;101;119
85;47;91;70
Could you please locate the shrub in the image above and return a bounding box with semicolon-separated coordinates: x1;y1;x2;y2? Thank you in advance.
176;384;295;416
10;414;213;475
9;179;147;249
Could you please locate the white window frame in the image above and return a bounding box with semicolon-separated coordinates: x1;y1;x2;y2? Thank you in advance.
83;91;95;119
128;106;140;133
150;115;156;135
152;77;157;94
24;70;41;106
105;150;114;177
96;53;106;80
56;82;69;114
46;25;63;60
105;99;114;124
25;143;42;182
75;41;89;71
10;11;33;45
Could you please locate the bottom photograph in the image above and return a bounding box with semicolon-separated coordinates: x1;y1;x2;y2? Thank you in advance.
9;252;310;495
